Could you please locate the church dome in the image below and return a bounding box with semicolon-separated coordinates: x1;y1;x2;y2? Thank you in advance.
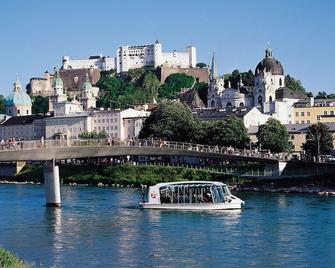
5;79;32;106
255;47;284;75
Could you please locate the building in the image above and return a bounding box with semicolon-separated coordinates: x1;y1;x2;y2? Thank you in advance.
28;71;53;97
79;73;97;110
53;101;83;117
0;115;49;141
116;40;196;73
208;47;306;125
49;69;68;112
195;106;270;128
92;108;150;140
62;54;116;71
45;112;93;140
293;98;335;124
5;78;32;116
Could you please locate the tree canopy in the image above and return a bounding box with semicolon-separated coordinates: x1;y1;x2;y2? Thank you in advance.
257;118;291;153
315;91;335;99
139;102;198;142
0;95;5;114
79;130;108;140
302;123;333;157
224;69;255;88
32;96;49;114
285;75;306;93
158;73;195;99
194;82;208;106
206;116;250;148
196;63;207;68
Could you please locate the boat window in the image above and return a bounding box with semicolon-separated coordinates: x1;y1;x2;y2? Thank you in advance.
159;186;172;204
211;185;226;203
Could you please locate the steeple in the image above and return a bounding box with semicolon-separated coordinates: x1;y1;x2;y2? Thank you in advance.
13;73;22;92
210;52;218;80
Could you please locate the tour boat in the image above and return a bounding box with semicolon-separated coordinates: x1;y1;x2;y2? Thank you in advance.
139;181;244;210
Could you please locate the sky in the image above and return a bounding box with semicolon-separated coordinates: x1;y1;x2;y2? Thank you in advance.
0;0;334;96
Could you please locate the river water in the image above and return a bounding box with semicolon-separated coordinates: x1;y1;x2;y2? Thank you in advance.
0;184;334;268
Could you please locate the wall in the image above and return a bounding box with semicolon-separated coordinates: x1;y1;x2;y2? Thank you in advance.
158;66;209;83
294;106;335;124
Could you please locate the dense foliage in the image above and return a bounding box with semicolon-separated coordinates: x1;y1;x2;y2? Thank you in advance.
139;102;198;142
194;82;208;106
0;95;5;113
206;117;250;148
196;62;207;68
0;248;28;268
314;91;335;99
302;123;334;157
78;130;108;139
285;75;306;93
158;73;195;99
139;102;249;148
257;118;291;153
32;95;49;114
224;69;255;88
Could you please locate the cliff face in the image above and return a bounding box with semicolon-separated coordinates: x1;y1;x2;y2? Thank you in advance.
158;66;209;83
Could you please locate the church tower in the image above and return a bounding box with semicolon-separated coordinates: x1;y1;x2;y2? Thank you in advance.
49;68;67;111
207;52;224;108
80;72;96;110
253;45;285;108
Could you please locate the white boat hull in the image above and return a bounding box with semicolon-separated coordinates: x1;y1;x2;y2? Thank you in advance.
140;202;242;210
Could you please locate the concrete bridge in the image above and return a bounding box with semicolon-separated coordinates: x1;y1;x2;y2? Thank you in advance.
0;139;290;206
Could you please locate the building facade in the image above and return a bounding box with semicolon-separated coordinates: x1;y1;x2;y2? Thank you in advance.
62;54;116;71
116;40;196;73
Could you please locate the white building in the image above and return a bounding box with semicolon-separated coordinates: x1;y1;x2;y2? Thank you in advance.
116;40;196;73
92;108;150;140
45;112;93;140
62;54;116;71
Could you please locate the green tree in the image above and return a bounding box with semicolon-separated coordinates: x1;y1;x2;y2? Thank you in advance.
196;62;207;68
139;102;198;142
285;75;306;93
257;118;291;153
141;71;160;99
0;95;5;114
32;96;49;114
315;91;327;99
79;130;108;139
206;116;249;148
302;123;334;157
158;73;195;99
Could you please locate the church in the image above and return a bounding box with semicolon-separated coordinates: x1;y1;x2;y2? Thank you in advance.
207;46;306;124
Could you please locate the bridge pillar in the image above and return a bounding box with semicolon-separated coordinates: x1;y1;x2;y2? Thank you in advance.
44;159;61;207
265;161;287;177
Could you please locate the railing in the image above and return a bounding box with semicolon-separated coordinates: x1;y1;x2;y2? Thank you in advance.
0;138;291;161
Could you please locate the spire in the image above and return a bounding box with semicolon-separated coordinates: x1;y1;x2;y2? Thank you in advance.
265;42;273;58
210;52;218;80
85;71;90;83
13;73;22;92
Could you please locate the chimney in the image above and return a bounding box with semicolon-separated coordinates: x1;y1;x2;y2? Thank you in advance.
310;97;314;107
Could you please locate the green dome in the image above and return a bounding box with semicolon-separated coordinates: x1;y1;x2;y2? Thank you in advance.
5;91;32;106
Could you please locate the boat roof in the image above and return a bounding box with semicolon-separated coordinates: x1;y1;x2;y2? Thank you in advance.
152;181;227;188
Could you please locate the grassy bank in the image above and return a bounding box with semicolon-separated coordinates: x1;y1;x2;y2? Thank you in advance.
12;163;246;186
0;248;28;268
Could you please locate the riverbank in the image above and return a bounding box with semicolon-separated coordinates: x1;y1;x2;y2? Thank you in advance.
1;163;334;196
0;248;29;268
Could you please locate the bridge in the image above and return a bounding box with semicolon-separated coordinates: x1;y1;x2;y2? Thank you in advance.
0;139;291;206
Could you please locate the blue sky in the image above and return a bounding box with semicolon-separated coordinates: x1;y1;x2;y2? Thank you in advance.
0;0;334;96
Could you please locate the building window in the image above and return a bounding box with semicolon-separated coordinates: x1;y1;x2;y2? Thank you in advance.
307;120;310;123
17;109;20;115
324;111;328;115
301;112;304;116
331;111;334;115
26;110;29;115
279;78;282;86
291;135;295;139
317;115;320;121
301;120;305;124
98;127;101;130
295;112;299;117
307;112;310;116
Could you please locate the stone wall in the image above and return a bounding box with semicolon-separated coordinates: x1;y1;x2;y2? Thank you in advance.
158;66;209;83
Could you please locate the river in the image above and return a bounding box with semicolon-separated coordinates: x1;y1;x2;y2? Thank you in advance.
0;184;334;267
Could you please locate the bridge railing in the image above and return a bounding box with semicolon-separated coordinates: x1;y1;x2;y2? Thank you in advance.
0;138;291;161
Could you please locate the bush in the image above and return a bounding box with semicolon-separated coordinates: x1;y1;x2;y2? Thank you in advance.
0;248;28;268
